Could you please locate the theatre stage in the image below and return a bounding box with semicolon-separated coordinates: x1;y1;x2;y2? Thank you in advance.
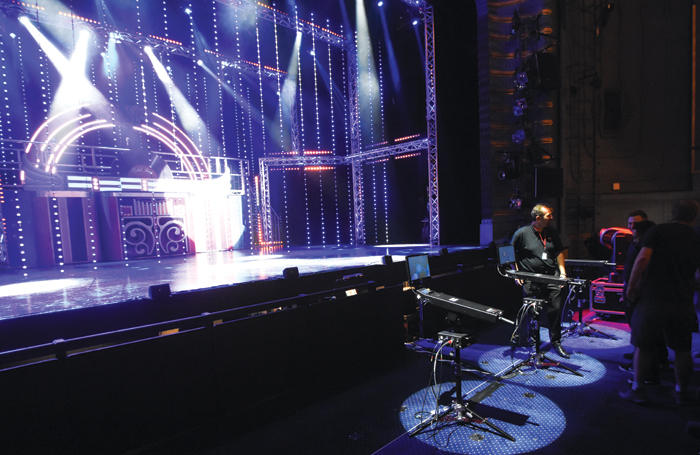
0;244;477;322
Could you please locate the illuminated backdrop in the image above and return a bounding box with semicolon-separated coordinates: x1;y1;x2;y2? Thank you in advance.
0;0;432;268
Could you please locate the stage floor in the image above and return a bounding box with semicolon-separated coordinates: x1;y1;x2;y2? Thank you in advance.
0;244;478;321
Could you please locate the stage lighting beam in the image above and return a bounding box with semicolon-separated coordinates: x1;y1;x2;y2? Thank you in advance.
356;0;381;141
145;47;218;156
378;3;401;93
21;17;109;118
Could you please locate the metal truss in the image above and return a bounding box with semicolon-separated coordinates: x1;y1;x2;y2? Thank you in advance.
108;30;195;60
3;0;440;246
350;156;364;245
346;42;363;243
259;139;428;244
423;4;439;245
353;139;429;161
259;154;344;243
216;0;347;48
259;0;440;247
290;98;301;154
259;159;271;244
260;155;346;168
1;2;287;81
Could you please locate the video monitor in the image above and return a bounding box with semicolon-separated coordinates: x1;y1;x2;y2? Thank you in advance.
497;245;517;266
406;254;431;284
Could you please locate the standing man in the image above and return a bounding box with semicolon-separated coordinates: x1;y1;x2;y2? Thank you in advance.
621;200;700;404
627;209;648;231
511;204;571;359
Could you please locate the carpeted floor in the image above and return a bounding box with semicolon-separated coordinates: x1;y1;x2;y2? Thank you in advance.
133;312;700;455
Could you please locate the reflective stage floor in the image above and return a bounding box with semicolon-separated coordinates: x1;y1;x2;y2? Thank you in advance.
0;244;477;321
192;314;700;455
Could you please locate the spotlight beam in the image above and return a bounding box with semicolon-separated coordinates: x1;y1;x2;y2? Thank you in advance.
356;0;381;144
378;5;401;93
144;47;219;158
22;18;111;143
198;60;264;134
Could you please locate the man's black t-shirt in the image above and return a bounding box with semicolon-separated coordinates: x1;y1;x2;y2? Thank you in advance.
511;225;564;275
638;222;700;303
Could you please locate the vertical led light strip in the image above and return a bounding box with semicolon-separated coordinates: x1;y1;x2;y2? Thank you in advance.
274;19;284;152
87;33;102;267
38;31;51;166
52;197;63;271
366;32;374;147
296;6;305;154
190;6;203;158
234;9;243;160
152;0;166;262
693;4;697;172
200;62;210;157
49;19;67;273
378;44;386;142
88;34;102;172
2;36;18;271
123;0;144;266
383;161;388;243
304;166;310;245
366;34;377;243
16;34;29;271
256;21;266;156
17;36;29;150
341;24;353;244
328;19;340;245
312;13;321;149
378;45;388;243
246;87;254;166
274;20;289;247
295;8;310;245
167;26;179;175
214;1;226;159
372;163;377;243
234;13;253;249
311;13;325;245
105;33;121;147
16;193;25;273
0;37;6;268
86;198;98;268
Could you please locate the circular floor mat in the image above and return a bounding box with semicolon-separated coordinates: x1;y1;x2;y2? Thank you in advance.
476;343;607;387
400;380;565;454
560;323;631;350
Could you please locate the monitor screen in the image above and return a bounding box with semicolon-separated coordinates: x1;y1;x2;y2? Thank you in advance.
497;245;517;266
406;254;431;283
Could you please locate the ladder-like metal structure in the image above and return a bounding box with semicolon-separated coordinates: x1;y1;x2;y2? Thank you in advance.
259;0;439;246
5;0;441;247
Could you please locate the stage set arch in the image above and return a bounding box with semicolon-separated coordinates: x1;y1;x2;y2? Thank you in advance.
0;0;439;271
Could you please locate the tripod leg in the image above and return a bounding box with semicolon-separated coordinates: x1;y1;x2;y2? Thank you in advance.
462;405;516;442
409;403;452;436
583;322;618;339
541;353;583;377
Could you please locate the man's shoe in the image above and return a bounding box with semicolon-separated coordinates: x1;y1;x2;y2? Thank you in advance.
671;389;692;406
627;376;660;386
619;384;649;404
552;342;570;359
619;363;633;373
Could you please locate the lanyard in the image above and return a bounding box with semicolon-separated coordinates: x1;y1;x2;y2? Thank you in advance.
533;226;546;249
